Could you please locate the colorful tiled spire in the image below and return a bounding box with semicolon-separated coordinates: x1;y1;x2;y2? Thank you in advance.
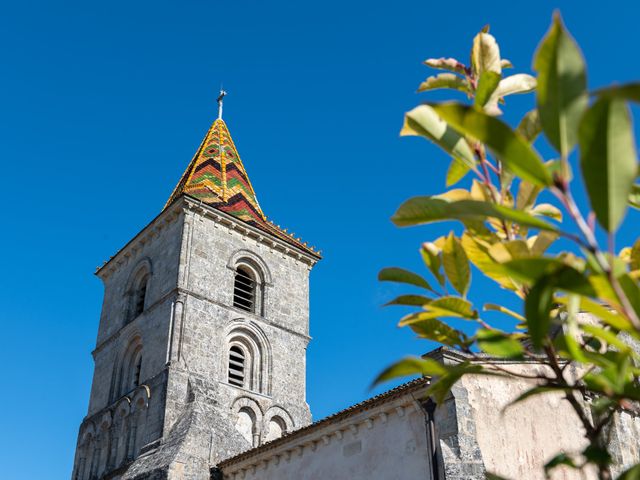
165;118;266;224
166;113;319;258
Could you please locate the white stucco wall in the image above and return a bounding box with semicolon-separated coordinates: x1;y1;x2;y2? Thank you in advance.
220;395;434;480
461;365;595;480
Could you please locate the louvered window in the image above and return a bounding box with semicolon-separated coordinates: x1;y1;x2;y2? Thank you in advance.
228;346;246;387
132;274;149;319
233;267;255;312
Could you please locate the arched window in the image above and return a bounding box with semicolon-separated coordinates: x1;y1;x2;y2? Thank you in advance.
233;266;256;312
228;345;246;387
225;322;272;394
117;338;143;397
133;353;142;388
265;416;287;442
131;271;149;320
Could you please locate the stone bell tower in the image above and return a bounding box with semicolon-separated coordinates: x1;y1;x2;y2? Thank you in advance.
71;96;321;480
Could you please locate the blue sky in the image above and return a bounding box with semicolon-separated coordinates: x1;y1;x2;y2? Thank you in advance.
1;1;639;478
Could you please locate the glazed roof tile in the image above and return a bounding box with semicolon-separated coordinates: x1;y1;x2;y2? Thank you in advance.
166;118;319;258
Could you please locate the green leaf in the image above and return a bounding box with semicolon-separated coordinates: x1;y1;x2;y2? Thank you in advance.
443;234;471;296
475;71;501;109
529;203;563;221
594;83;640;103
420;242;446;287
430;103;552;186
476;328;524;358
529;231;558;256
372;357;446;387
582;445;612;468
630;184;640;210
486;474;512;480
492;74;537;98
384;294;432;307
525;274;555;350
418;73;470;93
515;181;541;210
616;462;640;480
471;31;502;77
516;109;542;143
429;296;477;319
424;57;467;76
556;295;632;331
504;258;595;296
631;239;640;272
446;157;471;186
579;97;638;232
500;59;513;69
461;234;518;290
485;74;537;114
408;317;470;348
401;105;477;171
483;303;526;322
534;12;588;157
426;361;487;404
544;453;577;474
378;267;434;291
392;197;558;231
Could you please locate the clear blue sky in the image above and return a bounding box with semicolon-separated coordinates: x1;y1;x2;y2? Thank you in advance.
1;1;639;478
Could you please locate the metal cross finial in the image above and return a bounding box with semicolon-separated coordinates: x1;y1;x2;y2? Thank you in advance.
217;89;227;119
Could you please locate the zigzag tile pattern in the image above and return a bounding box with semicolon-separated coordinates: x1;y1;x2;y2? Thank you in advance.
166;118;319;257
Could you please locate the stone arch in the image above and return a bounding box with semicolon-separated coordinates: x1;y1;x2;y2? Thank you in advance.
116;334;144;397
124;257;153;323
227;249;272;284
77;423;95;480
231;396;263;447
127;385;151;460
262;405;294;443
110;398;131;469
96;412;112;476
225;320;272;394
228;250;271;316
131;385;151;411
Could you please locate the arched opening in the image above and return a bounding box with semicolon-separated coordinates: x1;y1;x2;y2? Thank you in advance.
235;407;256;445
130;271;149;320
264;416;286;442
225;322;272;395
233;266;256;312
228;345;246;388
117;338;143;397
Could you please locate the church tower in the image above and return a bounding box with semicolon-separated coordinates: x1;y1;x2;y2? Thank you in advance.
72;96;321;480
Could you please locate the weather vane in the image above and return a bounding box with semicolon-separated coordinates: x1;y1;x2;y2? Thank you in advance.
217;88;227;119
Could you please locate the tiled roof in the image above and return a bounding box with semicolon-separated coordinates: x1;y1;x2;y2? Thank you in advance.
166;118;320;258
217;377;430;468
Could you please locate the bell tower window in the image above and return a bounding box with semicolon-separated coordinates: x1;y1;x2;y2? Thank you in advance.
132;273;149;319
228;345;246;387
233;266;256;312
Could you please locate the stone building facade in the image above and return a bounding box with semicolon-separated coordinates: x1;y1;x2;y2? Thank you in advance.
72;108;640;480
72;114;321;480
